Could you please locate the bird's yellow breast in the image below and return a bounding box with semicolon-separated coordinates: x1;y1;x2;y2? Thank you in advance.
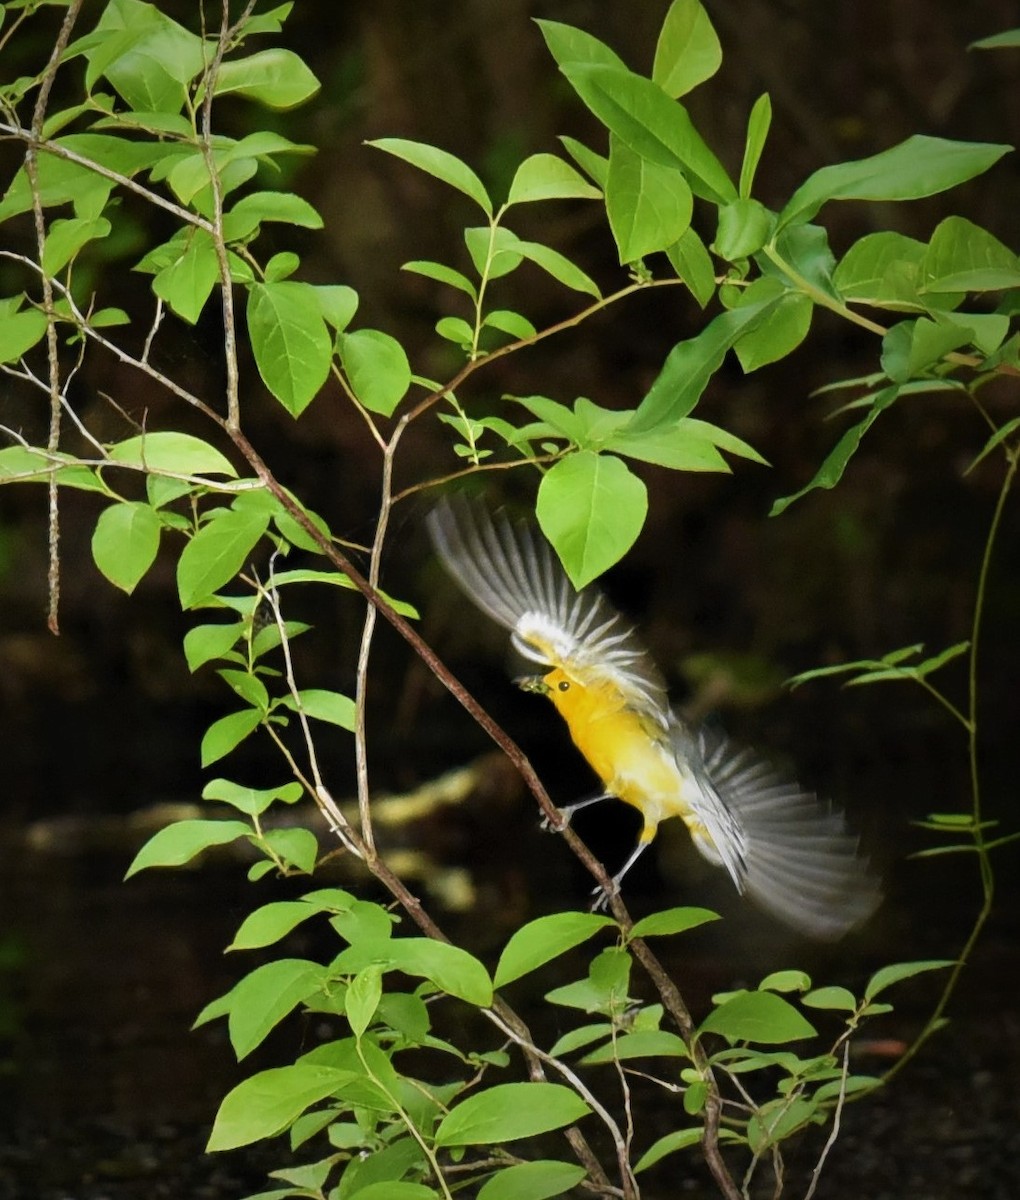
542;667;699;832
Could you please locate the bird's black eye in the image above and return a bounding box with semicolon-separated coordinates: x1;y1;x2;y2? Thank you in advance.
558;680;571;692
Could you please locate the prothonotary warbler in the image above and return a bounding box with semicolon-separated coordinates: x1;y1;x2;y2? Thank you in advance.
427;497;881;940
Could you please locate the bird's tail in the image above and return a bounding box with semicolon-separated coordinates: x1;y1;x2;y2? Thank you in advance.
695;729;881;940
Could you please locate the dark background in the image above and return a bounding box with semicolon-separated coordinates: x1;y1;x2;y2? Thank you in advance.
1;1;1019;1197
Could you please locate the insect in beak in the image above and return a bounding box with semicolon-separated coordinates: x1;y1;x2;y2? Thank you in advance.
515;674;550;695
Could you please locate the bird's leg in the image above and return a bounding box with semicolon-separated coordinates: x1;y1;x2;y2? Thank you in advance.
590;837;652;912
540;791;614;832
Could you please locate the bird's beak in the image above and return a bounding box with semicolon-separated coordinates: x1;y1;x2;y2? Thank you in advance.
515;674;550;695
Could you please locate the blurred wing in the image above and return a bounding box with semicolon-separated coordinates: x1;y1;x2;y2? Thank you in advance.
686;725;881;940
427;497;668;719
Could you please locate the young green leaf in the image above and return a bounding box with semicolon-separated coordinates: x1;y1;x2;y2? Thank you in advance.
735;291;813;372
346;965;383;1038
202;778;304;815
665;226;716;307
535;19;628;72
183;621;245;671
434;1083;591;1147
223;959;328;1059
634;1127;704;1171
338;329;411;417
151;228;219;324
778;135;1011;229
402;260;478;299
920;215;1020;293
261;827;319;874
200;708;263;766
505;153;601;206
628;907;720;939
605;135;693;263
331;937;493;1008
106;431;237;477
652;0;722;98
581;1029;690;1063
212;48;321;108
713;197;774;261
91;501;162;593
560;63;736;205
698;990;817;1044
206;1064;356;1152
247;281;333;416
228;901;328;952
0;307;48;364
42;216;112;274
537;451;647;589
494;911;615;988
864;959;954;1001
368;137;492;216
739;93;772;199
476;1160;587;1200
558;135;609;190
177;506;271;608
124;818;251;878
279;688;356;730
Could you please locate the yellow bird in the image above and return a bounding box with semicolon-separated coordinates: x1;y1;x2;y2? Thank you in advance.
427;498;881;940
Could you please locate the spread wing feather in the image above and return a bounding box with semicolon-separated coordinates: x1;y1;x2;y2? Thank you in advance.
692;727;881;940
427;497;669;721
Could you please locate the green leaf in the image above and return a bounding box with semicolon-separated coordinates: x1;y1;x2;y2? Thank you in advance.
435;1083;590;1147
212;48;320;108
177;506;270;608
0;307;48;364
606;417;765;472
402;260;477;299
537;452;647;589
778;135;1011;229
880;318;971;382
338;329;411;417
735;290;813;372
970;28;1020;49
331;938;492;1008
86;0;205;112
106;431;237;477
42;216;112;274
202;778;304;816
228;901;329;951
511;237;601;298
345;1185;436;1200
279;688;356;730
223;191;323;240
536;19;627;72
476;1160;587;1200
91;501;161;593
436;316;474;347
605;135;693;263
770;385;900;515
864;960;954;1001
218;668;270;712
921;216;1020;293
558;136;609;190
758;970;811;994
227;959;328;1058
634;1127;704;1171
262;827;319;874
494;912;615;988
482;310;537;340
151;228;219;324
506;153;601;205
629;296;779;433
739;93;772;199
802;986;858;1011
313;284;359;331
247;281;333;416
200;709;263;766
628;907;720;939
665;226;716;307
560;63;736;205
698;990;817;1044
124;818;250;877
582;1029;690;1063
207;1064;355;1152
368;138;492;216
183;621;244;670
713;198;774;261
652;0;722;97
832;231;929;311
346;965;383;1038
